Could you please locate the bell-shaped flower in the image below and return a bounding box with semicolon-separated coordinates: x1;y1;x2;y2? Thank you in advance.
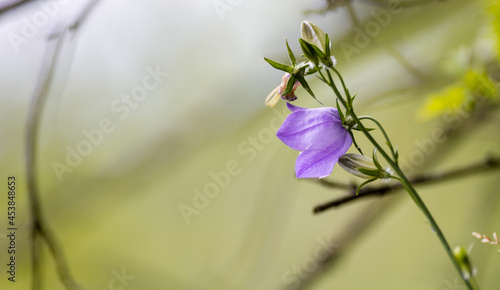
277;103;352;178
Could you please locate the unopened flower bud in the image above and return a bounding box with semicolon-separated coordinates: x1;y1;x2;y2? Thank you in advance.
338;154;380;179
339;154;393;181
301;21;326;53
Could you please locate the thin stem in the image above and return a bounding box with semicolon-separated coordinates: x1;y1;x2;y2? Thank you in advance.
300;105;494;290
323;65;475;289
328;66;351;106
352;110;474;290
358;116;397;162
354;110;472;288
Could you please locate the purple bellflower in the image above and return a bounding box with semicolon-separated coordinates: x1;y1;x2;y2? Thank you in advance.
277;103;353;178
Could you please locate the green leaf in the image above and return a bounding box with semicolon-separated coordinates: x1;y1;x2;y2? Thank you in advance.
263;57;293;74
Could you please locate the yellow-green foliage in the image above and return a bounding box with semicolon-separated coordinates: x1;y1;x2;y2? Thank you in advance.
419;69;497;120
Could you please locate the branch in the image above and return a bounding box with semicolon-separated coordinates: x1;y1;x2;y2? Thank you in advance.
313;155;500;213
25;1;103;289
0;0;33;17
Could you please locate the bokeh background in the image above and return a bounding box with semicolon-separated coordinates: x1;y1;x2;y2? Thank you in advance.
0;0;499;289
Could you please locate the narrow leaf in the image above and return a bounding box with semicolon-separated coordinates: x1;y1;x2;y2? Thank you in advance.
263;57;294;73
285;38;296;66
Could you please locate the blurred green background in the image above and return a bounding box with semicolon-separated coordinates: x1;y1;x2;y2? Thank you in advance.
0;0;499;289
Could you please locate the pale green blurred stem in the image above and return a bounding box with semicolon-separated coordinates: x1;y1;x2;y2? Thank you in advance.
324;66;477;290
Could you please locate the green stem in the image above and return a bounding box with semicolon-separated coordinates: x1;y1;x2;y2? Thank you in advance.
358;116;398;162
354;112;475;290
322;65;476;290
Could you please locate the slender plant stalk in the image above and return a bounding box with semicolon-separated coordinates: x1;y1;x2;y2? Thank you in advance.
323;65;477;290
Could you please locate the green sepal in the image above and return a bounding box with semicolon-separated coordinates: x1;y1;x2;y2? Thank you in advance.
372;148;385;172
348;129;364;155
356;177;378;196
352;127;375;132
285;38;297;66
299;38;319;65
300;33;331;67
336;99;345;121
282;74;298;96
324;33;331;58
297;78;322;105
358;168;382;177
263;57;294;74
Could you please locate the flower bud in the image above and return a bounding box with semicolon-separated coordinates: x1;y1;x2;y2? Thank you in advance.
453;246;474;280
338;154;380;179
301;21;326;53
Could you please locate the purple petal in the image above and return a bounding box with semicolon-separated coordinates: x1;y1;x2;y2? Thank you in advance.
286;102;307;112
295;133;352;178
277;106;344;151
